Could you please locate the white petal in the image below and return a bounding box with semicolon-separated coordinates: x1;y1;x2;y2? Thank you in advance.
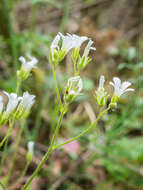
109;81;114;87
98;75;105;90
124;88;134;92
59;33;89;52
113;77;121;87
19;55;38;73
51;34;60;49
0;96;4;113
67;76;83;94
4;92;19;114
27;141;35;154
19;56;26;65
20;91;36;110
121;81;131;91
77;78;83;92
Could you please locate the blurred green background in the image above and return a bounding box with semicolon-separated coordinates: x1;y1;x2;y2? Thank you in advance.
0;0;143;189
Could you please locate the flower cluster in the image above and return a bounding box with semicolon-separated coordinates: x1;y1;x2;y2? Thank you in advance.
0;91;35;125
50;33;96;72
94;76;134;108
49;33;134;106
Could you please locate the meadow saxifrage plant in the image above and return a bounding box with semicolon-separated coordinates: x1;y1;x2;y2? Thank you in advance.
0;33;134;190
21;33;134;190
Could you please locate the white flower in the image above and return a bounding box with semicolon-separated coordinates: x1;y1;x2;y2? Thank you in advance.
59;33;88;52
70;34;88;49
82;39;96;58
0;96;4;114
98;75;105;91
19;55;38;73
109;77;134;97
67;76;83;95
27;141;35;155
50;34;60;50
4;92;21;115
58;33;74;52
20;92;36;110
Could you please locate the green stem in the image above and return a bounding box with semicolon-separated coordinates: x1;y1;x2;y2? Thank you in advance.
21;105;67;190
73;58;78;76
0;138;8;177
0;120;14;148
16;78;21;94
53;107;110;150
4;119;25;186
0;182;6;190
53;68;63;108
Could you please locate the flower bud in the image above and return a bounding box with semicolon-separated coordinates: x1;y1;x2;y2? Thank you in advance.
27;141;35;162
94;75;108;107
78;39;96;71
64;76;83;103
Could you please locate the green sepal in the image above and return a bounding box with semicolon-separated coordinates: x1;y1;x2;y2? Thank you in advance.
94;90;108;107
72;48;79;61
27;152;33;162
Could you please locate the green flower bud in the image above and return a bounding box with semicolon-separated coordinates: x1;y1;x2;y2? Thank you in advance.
94;75;108;107
64;76;83;104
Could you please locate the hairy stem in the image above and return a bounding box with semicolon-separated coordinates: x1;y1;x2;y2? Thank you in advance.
53;68;63;108
21;105;67;190
53;107;110;150
16;78;21;94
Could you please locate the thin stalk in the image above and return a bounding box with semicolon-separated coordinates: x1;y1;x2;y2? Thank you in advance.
53;68;63;108
0;138;8;176
0;120;14;148
53;107;110;150
73;58;78;76
4;119;25;186
21;105;67;190
16;78;21;94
